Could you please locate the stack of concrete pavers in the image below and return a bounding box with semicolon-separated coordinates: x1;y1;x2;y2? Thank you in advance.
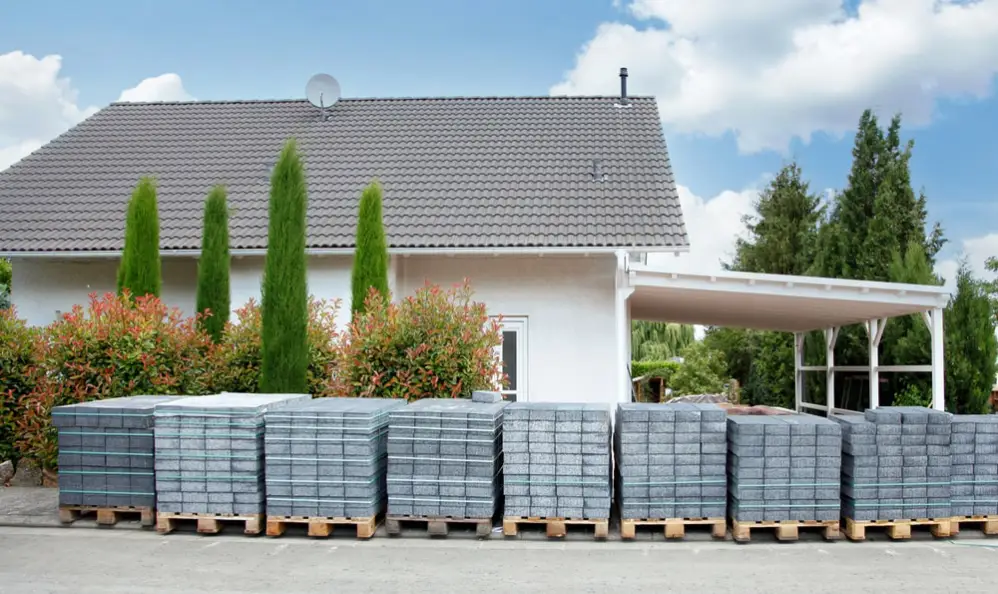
615;402;727;520
838;407;951;521
503;403;612;519
153;393;310;515
53;395;182;509
728;414;841;522
264;398;405;518
950;414;998;517
387;397;507;518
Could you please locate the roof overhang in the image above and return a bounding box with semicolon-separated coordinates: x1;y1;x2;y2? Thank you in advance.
0;245;689;259
627;263;951;332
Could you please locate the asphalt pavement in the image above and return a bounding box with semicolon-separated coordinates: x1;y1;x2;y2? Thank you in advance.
1;526;997;593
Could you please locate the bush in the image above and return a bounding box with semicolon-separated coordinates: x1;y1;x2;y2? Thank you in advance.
670;341;728;396
0;308;37;463
630;360;680;379
196;185;231;342
351;180;389;319
16;292;212;469
892;382;931;408
208;297;341;396
117;177;162;298
334;281;503;400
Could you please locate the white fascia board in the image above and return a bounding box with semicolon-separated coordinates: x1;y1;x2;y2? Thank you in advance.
627;264;950;310
1;245;690;259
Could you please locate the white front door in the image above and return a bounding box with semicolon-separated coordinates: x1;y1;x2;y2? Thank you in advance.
494;316;528;402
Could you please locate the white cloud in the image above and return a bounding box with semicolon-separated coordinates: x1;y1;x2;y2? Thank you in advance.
0;50;192;171
553;0;998;153
936;232;998;293
647;183;758;272
117;73;193;103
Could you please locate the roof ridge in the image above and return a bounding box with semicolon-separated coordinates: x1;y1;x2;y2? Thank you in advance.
108;95;657;107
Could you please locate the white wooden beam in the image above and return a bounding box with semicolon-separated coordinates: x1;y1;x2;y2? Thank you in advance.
930;307;945;411
825;327;837;417
868;318;880;410
794;332;804;412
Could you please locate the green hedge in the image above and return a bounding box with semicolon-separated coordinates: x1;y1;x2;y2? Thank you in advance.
631;360;680;379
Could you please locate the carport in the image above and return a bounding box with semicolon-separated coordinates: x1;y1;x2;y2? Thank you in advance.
615;255;951;415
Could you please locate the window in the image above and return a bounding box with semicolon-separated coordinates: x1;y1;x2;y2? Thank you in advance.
494;317;528;402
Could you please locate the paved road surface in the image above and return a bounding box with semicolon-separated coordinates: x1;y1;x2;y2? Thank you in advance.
1;526;997;593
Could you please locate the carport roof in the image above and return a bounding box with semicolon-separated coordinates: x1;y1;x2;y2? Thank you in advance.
627;263;951;332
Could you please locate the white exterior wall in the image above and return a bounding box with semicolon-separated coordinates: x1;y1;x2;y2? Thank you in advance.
10;255;356;331
10;253;621;405
398;254;618;405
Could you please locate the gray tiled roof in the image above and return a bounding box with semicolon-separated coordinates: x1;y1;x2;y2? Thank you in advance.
0;96;688;253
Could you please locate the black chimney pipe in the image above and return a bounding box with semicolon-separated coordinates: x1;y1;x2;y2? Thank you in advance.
619;67;628;104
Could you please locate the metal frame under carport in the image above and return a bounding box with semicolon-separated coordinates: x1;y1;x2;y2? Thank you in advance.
619;255;951;415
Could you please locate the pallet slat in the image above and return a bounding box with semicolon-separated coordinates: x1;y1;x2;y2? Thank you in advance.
385;515;492;538
155;512;264;536
730;518;841;543
58;506;155;528
620;517;726;540
843;517;951;541
265;515;379;539
502;516;609;540
951;515;998;536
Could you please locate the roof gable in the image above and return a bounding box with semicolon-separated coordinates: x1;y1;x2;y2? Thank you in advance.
0;96;688;253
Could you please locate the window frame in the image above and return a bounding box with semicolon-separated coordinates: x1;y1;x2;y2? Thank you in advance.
493;315;528;402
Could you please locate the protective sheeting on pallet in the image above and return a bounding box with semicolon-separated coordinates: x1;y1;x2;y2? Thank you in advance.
153;393;310;515
503;402;612;520
836;407;951;521
728;414;842;522
52;395;182;509
264;398;404;518
387;398;507;519
615;402;727;520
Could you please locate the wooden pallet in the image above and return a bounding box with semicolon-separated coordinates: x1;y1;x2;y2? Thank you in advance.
951;515;998;536
620;517;726;540
58;505;155;528
155;512;264;536
730;518;841;543
502;516;609;540
385;514;492;538
843;517;951;541
265;515;379;539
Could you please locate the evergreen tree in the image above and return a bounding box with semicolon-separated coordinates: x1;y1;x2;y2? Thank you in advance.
880;243;938;401
944;261;998;414
196;185;231;342
728;162;824;276
260;140;309;394
117;177;162;298
350;180;389;318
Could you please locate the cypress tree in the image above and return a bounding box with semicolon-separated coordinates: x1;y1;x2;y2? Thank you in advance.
117;177;162;298
260;140;309;394
944;261;998;414
196;185;231;342
350;180;390;318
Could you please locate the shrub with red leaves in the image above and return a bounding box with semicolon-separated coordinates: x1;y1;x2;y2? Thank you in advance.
16;292;212;469
334;281;504;400
0;307;38;463
206;297;341;396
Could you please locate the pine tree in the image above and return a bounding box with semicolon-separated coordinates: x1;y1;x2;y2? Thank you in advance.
944;261;998;414
117;177;162;298
728;162;824;276
196;185;230;342
350;180;389;318
260;140;309;394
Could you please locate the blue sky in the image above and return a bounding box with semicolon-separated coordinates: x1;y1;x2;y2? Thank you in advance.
2;0;997;283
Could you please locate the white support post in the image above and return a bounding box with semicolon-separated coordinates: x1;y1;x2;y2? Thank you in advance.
614;251;635;405
794;332;805;412
825;328;839;417
866;319;881;410
929;307;945;411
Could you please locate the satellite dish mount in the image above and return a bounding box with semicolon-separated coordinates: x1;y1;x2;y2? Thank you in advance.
305;73;341;121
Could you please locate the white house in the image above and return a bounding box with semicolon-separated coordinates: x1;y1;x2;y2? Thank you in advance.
0;73;689;406
0;72;953;412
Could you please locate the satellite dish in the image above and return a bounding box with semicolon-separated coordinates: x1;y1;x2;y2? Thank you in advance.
306;73;341;109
